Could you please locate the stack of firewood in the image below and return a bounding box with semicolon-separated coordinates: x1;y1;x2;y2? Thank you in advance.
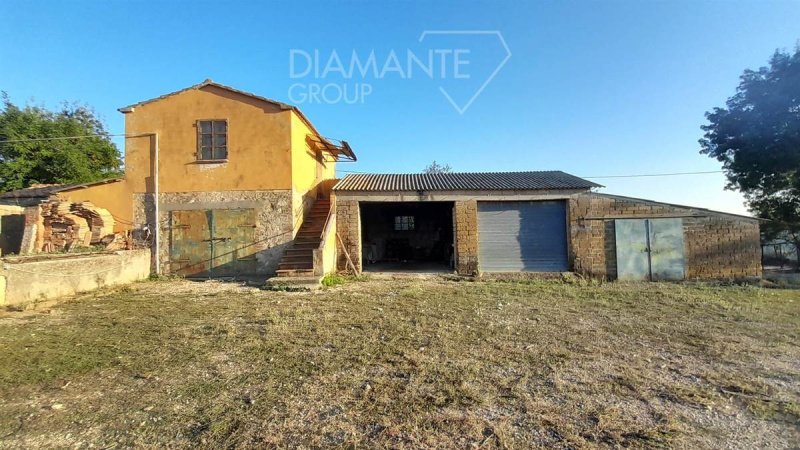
70;202;115;244
35;200;117;252
40;201;92;250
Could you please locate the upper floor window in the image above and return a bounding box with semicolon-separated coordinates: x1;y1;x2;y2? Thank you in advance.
197;120;227;161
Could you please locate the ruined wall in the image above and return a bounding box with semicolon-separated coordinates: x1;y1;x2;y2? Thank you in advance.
335;199;361;272
454;200;479;275
570;193;762;280
133;190;293;275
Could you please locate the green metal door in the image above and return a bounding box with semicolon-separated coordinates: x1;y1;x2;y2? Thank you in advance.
614;218;685;281
648;218;685;281
170;210;213;277
615;219;650;281
211;209;258;277
169;209;257;278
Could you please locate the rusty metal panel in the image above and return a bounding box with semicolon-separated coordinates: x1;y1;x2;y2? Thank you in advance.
211;209;257;277
649;218;685;281
169;210;212;277
615;219;649;281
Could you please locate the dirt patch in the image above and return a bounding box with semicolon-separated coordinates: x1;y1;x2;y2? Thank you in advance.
0;278;798;448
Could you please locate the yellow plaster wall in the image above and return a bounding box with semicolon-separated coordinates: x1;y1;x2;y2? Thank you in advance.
56;181;134;232
123;85;293;194
290;112;336;233
49;86;335;235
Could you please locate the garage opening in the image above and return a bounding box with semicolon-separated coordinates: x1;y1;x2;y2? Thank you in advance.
360;202;454;273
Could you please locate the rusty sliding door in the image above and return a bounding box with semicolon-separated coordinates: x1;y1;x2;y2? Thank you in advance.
169;208;257;278
170;210;213;277
211;209;258;277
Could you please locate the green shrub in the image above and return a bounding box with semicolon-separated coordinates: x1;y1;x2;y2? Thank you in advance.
321;273;347;287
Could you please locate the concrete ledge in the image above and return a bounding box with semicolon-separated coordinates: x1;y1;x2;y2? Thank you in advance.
0;249;151;309
265;275;323;291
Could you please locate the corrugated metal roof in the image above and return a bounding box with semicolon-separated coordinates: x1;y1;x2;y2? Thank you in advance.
591;193;762;222
333;171;602;192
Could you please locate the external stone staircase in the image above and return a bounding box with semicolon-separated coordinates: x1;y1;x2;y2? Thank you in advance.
275;197;331;277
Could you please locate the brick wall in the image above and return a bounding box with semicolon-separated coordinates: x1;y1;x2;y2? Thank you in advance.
570;193;761;280
335;199;361;272
454;200;479;275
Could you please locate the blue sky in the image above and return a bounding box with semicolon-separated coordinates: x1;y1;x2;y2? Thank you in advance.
1;0;798;214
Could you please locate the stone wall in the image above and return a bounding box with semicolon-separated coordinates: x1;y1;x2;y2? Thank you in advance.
0;249;150;308
570;193;762;280
454;200;479;275
335;198;361;272
133;190;293;275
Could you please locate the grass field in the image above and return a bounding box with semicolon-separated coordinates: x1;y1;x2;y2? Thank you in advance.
1;278;798;448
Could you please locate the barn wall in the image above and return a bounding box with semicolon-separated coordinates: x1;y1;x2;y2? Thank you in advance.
569;193;762;280
335;199;361;272
454;200;479;275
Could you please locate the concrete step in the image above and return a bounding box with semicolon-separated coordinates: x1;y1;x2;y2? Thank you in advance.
281;255;313;264
266;274;322;290
284;248;314;257
297;230;323;236
278;262;314;270
292;241;320;249
274;270;316;278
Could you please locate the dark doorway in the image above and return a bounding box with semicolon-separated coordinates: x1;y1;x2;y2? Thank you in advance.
360;202;454;272
0;214;25;256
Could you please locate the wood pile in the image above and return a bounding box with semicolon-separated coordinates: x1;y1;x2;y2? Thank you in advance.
70;202;115;243
40;202;91;251
35;201;116;252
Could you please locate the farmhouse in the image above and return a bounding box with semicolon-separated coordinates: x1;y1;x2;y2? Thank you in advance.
0;81;762;282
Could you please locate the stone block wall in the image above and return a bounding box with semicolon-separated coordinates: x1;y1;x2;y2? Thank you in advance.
683;216;762;279
133;190;293;275
335;199;361;272
454;200;479;275
570;193;761;280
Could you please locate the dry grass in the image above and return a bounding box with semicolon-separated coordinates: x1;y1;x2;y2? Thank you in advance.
0;278;798;449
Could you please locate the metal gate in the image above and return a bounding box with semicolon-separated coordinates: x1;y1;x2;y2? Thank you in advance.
169;209;257;278
477;201;568;272
615;218;685;281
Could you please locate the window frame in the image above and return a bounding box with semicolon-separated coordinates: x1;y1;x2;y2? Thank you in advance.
394;215;415;231
196;119;229;162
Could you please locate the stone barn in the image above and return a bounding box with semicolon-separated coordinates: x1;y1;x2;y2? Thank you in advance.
333;171;761;281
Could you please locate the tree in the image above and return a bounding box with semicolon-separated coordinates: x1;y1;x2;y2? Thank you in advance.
423;160;452;174
0;92;122;192
700;47;800;260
